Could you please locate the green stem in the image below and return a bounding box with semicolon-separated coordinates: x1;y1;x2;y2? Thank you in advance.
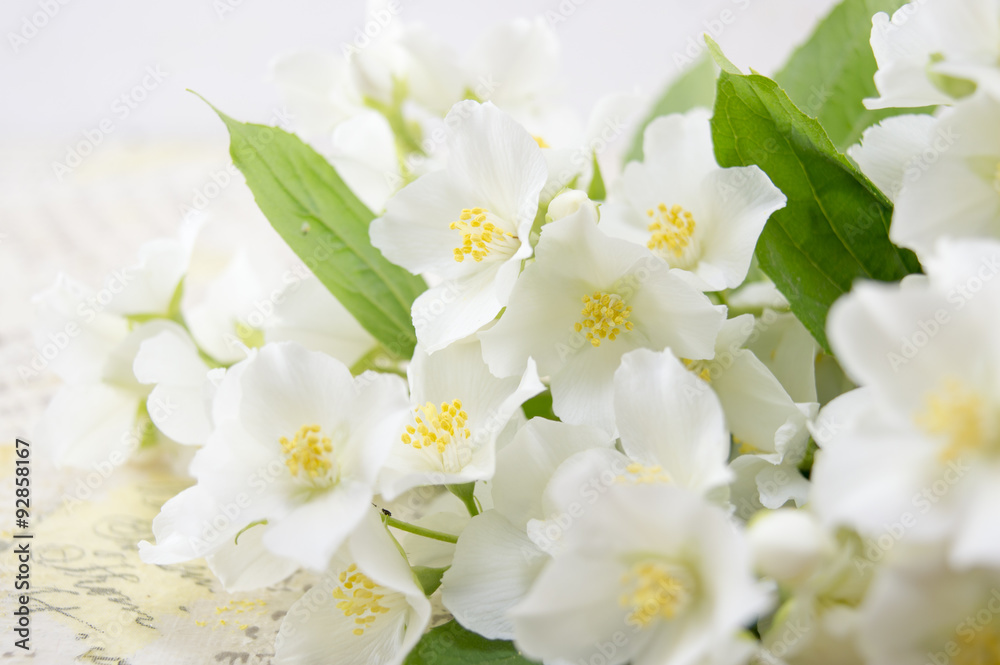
447;482;481;517
383;516;458;544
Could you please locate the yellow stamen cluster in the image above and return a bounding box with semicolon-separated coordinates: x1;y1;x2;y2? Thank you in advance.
647;203;696;258
450;207;513;263
533;135;550;149
619;561;691;628
334;564;391;636
616;463;671;485
280;424;333;480
402;399;470;453
575;291;634;347
682;358;712;383
916;379;988;461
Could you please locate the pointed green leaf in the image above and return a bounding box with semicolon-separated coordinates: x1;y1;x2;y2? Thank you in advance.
773;0;934;151
207;101;426;359
707;40;920;351
404;621;540;665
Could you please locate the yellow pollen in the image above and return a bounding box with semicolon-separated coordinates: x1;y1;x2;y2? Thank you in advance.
616;463;671;485
533;135;550;149
916;379;989;461
619;561;692;628
682;358;712;383
734;437;762;455
954;624;1000;665
334;564;391;636
280;424;334;480
450;207;516;263
647;204;696;258
575;291;634;347
402;399;470;453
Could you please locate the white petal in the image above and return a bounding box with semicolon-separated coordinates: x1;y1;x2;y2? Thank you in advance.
695;166;786;290
35;383;141;468
492;418;613;526
615;348;731;492
441;510;548;640
206;524;299;591
30;273;129;383
266;276;376;367
262;480;373;571
847;114;936;201
511;556;642;665
445;101;548;227
371;170;476;276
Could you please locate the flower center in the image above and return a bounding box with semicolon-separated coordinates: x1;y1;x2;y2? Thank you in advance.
334;564;392;636
401;399;474;473
450;207;516;263
533;135;550;149
616;463;671;485
682;358;713;382
280;424;336;486
647;204;697;264
619;560;694;629
574;291;634;347
953;624;1000;665
916;379;995;461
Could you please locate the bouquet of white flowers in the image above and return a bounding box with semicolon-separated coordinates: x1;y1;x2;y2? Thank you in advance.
30;0;1000;662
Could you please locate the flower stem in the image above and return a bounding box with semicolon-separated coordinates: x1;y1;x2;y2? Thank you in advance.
383;516;459;544
447;482;481;517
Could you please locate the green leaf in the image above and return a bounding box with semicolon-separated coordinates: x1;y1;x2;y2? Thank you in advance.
773;0;934;151
586;151;606;201
405;621;540;665
624;54;717;163
412;565;448;596
707;39;920;352
206;99;426;358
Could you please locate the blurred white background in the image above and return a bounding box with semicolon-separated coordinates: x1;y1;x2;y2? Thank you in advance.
0;0;837;441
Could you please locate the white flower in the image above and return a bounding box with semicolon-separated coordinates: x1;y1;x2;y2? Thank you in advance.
370;100;548;352
133;328;213;446
509;485;768;665
538;348;733;507
600;109;786;291
274;510;431;665
812;237;1000;568
30;264;194;467
678;314;817;514
748;510;873;665
378;337;543;499
32;317;183;467
890;94;1000;258
866;0;1000;109
139;342;410;573
856;548;1000;665
481;208;725;434
441;418;614;639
